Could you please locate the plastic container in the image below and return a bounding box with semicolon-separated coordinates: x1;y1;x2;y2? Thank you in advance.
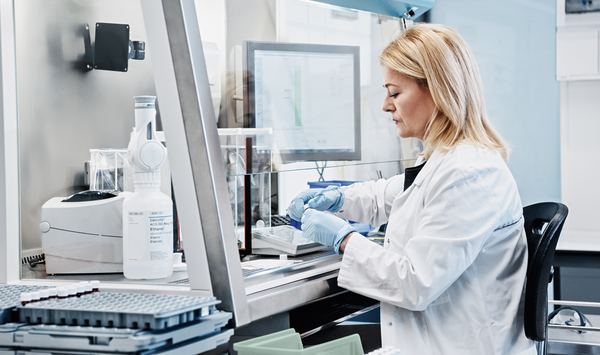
123;96;173;280
123;184;173;279
306;180;360;189
89;148;132;192
233;328;364;355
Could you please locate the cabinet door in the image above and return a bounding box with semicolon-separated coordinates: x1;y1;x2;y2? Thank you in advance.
557;28;599;81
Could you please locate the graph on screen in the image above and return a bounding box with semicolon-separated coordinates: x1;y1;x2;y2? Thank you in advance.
244;41;361;162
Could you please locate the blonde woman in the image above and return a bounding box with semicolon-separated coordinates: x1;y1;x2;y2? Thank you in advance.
288;24;535;354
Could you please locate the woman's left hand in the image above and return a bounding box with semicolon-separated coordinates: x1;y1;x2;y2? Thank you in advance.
301;209;356;254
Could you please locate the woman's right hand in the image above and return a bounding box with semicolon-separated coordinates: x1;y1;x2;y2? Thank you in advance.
287;186;345;221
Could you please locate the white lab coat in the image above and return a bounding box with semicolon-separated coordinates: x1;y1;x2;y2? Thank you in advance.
336;144;536;355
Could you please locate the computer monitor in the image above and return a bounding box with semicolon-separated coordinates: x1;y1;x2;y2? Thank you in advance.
243;41;361;162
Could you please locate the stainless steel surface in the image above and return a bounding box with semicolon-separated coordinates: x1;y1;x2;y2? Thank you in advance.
300;302;380;338
550;300;600;308
550;324;600;332
549;313;600;354
241;251;345;321
247;269;344;322
548;342;600;355
15;0;156;253
243;250;341;295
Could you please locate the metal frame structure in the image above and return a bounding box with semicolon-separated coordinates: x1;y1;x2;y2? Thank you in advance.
0;0;347;329
0;0;22;286
141;0;250;325
0;0;430;330
0;0;363;329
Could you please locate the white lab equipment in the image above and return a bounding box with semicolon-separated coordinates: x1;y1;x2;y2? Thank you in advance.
251;225;324;256
40;191;128;274
122;96;173;280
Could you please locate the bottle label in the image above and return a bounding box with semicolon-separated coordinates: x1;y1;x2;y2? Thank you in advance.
127;210;173;262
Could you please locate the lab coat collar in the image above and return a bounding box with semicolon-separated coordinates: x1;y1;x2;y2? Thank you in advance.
410;150;444;188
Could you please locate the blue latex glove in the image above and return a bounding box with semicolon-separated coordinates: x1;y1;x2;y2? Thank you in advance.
287;189;319;221
308;186;345;212
287;186;345;221
301;209;356;254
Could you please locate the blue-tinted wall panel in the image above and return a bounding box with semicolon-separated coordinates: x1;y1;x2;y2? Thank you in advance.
429;1;560;206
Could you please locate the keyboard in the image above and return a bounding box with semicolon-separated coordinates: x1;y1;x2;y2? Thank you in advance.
271;214;291;226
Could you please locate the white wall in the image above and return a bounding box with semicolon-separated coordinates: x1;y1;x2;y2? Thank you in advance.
555;0;600;251
558;80;600;250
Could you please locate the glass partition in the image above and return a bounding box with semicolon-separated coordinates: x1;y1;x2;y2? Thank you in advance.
217;0;423;254
15;0;421;293
14;0;189;288
221;0;421;173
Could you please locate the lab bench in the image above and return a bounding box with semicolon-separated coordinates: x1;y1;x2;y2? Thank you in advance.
18;246;381;354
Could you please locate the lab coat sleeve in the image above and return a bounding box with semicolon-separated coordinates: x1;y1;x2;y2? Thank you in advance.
335;174;404;228
338;165;504;311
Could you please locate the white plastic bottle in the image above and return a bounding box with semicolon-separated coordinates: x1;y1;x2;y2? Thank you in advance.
122;96;173;279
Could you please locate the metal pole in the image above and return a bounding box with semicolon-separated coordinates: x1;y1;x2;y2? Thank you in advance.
141;0;250;326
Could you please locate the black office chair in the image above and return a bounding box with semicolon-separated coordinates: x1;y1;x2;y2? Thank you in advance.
523;202;568;355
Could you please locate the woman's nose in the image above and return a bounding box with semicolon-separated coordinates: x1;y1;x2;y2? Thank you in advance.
382;96;394;113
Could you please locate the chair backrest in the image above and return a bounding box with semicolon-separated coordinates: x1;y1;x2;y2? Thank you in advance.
523;202;568;342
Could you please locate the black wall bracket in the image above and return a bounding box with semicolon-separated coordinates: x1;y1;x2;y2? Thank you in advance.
75;22;145;72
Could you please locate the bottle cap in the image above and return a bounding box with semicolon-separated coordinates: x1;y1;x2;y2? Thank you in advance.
30;291;40;301
48;288;58;297
20;292;32;302
91;280;100;290
133;171;161;186
173;252;182;264
39;289;49;299
57;287;68;298
81;281;92;293
134;95;156;108
67;285;77;297
76;284;85;295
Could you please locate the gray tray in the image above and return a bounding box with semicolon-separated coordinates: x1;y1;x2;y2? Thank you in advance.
0;285;50;324
0;311;231;352
0;327;233;354
18;292;219;329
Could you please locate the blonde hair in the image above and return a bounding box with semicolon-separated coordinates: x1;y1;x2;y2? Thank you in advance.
380;24;510;161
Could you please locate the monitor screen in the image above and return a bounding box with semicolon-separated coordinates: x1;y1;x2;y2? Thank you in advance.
244;41;361;162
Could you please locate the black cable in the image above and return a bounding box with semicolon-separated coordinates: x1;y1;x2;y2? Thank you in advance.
548;306;589;332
